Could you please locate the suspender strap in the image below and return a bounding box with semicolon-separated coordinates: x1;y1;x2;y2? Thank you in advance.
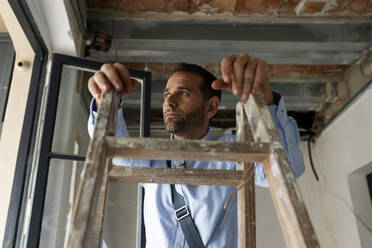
167;160;205;248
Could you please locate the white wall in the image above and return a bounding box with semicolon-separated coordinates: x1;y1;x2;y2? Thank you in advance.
0;1;35;243
26;0;79;55
297;84;372;248
253;83;372;248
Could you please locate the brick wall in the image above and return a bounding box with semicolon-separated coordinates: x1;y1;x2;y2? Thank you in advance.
122;62;348;79
87;0;372;15
313;46;372;131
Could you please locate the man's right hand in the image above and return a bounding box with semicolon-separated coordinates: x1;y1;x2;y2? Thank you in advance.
88;63;138;107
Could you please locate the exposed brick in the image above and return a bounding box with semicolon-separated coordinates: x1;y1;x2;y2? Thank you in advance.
272;64;292;77
118;0;142;12
146;62;166;74
326;0;349;14
86;0;96;8
322;65;349;74
278;0;301;15
123;62;147;70
235;0;259;13
118;63;349;82
215;0;237;13
143;0;166;11
337;81;350;103
167;0;190;12
204;63;220;77
190;0;213;12
347;0;370;14
304;65;325;76
287;65;309;77
267;64;274;76
88;0;121;10
302;1;326;14
257;0;281;16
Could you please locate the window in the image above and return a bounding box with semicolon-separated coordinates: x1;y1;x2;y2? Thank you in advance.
26;53;151;247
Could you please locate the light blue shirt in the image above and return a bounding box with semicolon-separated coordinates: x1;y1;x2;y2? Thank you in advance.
88;94;305;248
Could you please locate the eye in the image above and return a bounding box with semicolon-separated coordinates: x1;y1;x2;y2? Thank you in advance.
164;93;170;99
180;91;189;96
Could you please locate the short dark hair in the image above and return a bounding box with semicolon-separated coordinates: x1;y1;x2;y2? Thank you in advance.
170;63;221;102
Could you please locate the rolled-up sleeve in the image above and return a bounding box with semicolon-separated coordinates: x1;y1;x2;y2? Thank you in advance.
87;98;149;167
255;92;305;187
87;98;130;139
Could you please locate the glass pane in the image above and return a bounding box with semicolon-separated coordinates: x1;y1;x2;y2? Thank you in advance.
122;80;142;137
0;35;15;137
40;158;138;248
51;65;144;156
40;158;84;248
51;65;93;156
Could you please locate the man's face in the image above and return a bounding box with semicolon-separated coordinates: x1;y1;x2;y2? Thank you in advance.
162;72;207;135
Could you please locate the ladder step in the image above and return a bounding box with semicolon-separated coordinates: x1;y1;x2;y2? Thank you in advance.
105;137;270;162
109;166;246;186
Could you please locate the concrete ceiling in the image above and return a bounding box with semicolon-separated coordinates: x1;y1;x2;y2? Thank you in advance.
82;0;372;134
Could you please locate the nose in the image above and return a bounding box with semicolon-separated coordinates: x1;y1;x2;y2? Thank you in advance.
164;92;177;108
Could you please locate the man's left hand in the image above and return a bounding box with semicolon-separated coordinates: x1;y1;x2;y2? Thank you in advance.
212;53;274;104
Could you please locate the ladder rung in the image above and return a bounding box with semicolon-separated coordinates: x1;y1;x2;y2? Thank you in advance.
105;137;270;162
109;166;246;186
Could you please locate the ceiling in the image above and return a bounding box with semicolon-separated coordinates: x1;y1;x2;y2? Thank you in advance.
81;0;372;136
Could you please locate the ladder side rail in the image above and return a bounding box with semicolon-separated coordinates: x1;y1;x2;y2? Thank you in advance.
90;159;112;248
236;102;256;248
67;91;119;248
244;94;320;248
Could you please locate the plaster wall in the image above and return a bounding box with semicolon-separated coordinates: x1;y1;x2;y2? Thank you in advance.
297;84;372;248
26;0;77;55
0;1;35;243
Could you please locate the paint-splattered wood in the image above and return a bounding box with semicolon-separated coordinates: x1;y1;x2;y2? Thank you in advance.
109;166;244;186
105;137;270;162
236;102;256;248
89;159;112;248
67;91;120;248
246;93;320;248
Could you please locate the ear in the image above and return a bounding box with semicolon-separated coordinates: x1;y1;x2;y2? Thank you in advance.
206;96;220;121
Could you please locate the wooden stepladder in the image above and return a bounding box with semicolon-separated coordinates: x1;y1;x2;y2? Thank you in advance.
66;91;320;248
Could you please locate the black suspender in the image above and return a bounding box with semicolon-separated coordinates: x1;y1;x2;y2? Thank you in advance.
167;160;205;248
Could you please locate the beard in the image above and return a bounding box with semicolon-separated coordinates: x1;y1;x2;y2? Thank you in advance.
163;103;206;134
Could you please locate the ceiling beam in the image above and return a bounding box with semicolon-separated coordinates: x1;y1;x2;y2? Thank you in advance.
88;11;372;24
87;19;372;65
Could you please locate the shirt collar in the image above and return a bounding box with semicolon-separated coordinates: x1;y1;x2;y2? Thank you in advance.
170;129;213;141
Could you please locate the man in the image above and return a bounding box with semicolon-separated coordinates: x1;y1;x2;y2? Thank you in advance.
88;53;305;248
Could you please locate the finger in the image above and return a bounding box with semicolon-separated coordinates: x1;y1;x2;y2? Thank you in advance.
232;53;249;96
241;77;252;102
88;78;102;100
100;64;123;92
126;78;139;96
220;54;238;83
93;71;112;93
252;60;266;95
241;58;258;102
131;78;139;89
113;63;133;95
211;79;231;90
